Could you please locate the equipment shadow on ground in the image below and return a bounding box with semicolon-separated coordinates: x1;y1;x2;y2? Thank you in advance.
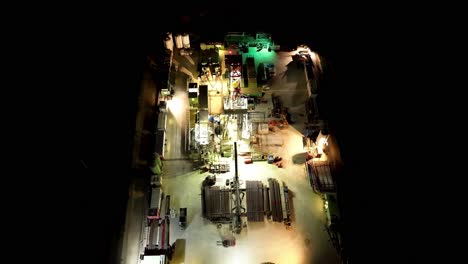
292;152;306;164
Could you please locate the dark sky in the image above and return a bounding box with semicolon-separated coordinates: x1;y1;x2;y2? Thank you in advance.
48;6;425;264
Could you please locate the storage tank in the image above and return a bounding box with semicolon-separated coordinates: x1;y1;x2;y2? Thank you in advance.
175;34;183;49
164;34;173;51
182;33;190;49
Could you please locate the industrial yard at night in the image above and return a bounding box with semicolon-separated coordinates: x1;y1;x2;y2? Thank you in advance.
120;31;345;264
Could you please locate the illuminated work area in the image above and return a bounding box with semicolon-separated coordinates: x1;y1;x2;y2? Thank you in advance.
124;32;344;264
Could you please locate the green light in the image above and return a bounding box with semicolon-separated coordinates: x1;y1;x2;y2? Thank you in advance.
242;47;277;70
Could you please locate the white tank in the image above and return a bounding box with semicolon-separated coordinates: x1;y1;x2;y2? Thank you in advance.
164;32;174;51
164;36;173;51
182;33;190;49
175;34;183;49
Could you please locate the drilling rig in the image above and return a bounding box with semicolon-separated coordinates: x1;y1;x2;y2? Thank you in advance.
231;141;245;234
